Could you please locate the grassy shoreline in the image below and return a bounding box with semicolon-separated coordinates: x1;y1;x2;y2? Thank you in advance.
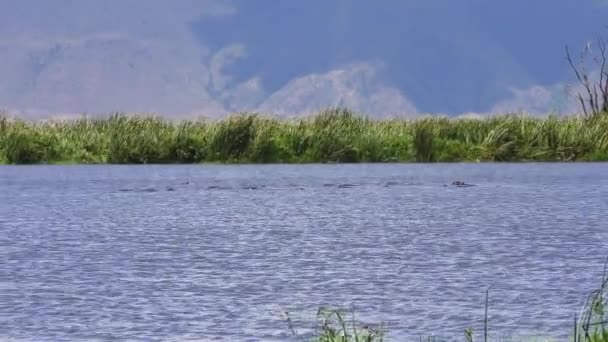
1;109;607;164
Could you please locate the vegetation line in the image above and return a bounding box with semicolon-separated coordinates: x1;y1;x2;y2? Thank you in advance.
1;108;607;164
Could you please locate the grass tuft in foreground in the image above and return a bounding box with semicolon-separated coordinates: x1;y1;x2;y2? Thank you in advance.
298;260;608;342
286;307;385;342
1;108;608;164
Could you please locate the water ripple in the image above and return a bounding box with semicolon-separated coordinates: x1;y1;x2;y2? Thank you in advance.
0;164;607;341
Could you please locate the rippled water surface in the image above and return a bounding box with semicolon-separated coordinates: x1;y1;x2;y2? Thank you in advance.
1;164;608;341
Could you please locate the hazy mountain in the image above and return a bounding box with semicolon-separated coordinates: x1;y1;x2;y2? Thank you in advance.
256;62;418;117
0;0;606;118
0;0;231;118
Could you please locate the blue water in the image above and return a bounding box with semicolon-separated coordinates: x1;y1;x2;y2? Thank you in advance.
1;164;607;341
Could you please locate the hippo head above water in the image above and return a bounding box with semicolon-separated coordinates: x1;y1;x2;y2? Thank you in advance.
451;180;475;187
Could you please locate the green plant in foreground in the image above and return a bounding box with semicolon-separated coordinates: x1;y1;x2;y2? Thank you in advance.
286;307;385;342
575;260;608;342
294;260;608;342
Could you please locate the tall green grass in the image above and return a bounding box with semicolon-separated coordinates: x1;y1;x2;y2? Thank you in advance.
1;109;607;164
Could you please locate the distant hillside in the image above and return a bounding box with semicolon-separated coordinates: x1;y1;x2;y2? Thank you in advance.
0;0;606;118
0;0;231;118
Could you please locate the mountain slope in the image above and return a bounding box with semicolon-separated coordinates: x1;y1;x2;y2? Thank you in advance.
257;63;417;117
0;0;606;117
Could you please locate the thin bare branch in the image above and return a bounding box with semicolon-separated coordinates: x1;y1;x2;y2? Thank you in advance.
593;84;599;113
599;40;608;112
577;93;588;116
599;40;606;90
567;39;608;116
567;45;586;86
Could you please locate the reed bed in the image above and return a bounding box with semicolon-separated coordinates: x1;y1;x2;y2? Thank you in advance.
1;109;607;164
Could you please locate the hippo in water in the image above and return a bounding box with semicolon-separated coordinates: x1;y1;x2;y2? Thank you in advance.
451;180;475;187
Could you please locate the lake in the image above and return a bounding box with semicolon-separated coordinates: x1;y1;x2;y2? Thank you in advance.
1;164;607;341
